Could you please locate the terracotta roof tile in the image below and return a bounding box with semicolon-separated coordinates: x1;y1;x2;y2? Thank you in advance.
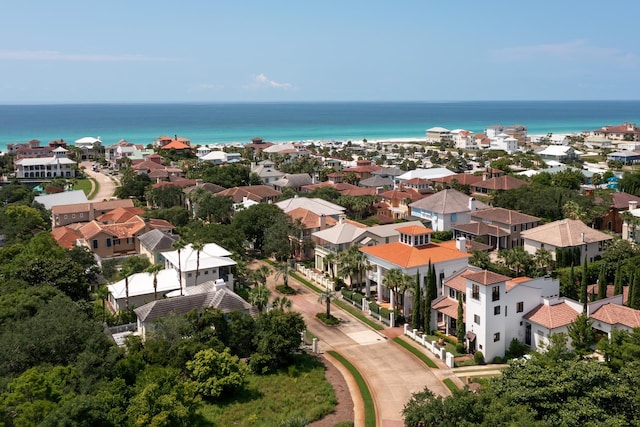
360;242;469;269
590;303;640;329
523;301;580;329
396;225;433;235
432;296;463;319
462;270;511;286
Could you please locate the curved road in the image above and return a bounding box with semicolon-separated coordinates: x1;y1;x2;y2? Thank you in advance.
260;262;461;426
80;161;118;201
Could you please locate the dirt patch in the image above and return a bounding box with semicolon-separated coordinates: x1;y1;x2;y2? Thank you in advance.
309;354;354;427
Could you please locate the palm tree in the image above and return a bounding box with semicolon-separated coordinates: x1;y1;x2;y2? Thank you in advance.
96;284;110;323
533;247;553;276
382;268;412;312
338;245;369;290
146;264;164;301
172;239;187;295
251;265;272;287
120;264;133;311
274;261;291;289
318;287;337;318
248;285;271;313
324;252;338;279
272;296;292;311
192;240;205;285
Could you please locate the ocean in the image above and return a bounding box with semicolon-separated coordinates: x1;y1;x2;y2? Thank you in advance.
1;101;639;152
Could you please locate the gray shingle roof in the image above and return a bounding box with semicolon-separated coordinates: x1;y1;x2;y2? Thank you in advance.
138;229;178;252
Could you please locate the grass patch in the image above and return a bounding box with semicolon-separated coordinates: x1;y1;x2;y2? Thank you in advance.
443;378;459;393
316;312;341;325
392;337;438;369
73;178;94;196
334;300;384;331
327;350;376;427
198;354;336;426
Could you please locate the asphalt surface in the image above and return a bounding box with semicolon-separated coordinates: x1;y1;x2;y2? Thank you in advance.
80;161;118;200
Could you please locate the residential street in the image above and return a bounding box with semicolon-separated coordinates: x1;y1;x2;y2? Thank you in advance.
257;261;460;427
80;161;118;200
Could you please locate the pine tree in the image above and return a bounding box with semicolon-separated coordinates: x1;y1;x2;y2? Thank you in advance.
412;270;422;330
614;264;623;296
597;263;607;300
628;270;635;308
456;292;465;343
424;266;432;334
581;257;588;312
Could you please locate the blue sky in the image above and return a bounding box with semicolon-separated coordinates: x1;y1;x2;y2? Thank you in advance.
1;1;639;103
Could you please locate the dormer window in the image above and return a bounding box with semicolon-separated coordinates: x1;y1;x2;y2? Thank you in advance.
398;226;432;247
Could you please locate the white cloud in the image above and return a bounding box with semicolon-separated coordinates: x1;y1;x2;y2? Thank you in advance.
0;50;175;62
246;73;293;90
491;39;638;67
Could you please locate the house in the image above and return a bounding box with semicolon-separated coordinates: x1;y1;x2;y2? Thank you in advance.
400;178;433;194
521;297;581;355
271;173;314;192
161;243;236;289
409;189;489;232
34;190;89;210
342;160;382;181
276;197;346;220
14;147;77;179
485;124;527;145
521;218;613;264
286;207;337;260
360;225;471;326
425;127;452;143
429;173;484;191
108;268;181;312
593;122;640;140
436;269;562;361
395;168;457;189
472;175;529;194
183;181;226;216
244;137;274;153
215;185;281;206
51;199;135;228
594;193;640;233
376;188;426;220
251;160;285;186
312;220;421;283
451;129;477;150
620;201;640;243
138;229;179;264
537;145;581;163
73;136;102;161
589;295;640;338
133;280;253;340
198;150;228;165
489;134;519;154
607;150;640;165
452;207;540;250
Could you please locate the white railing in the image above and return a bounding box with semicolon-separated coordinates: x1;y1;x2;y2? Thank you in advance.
403;323;455;368
296;265;336;290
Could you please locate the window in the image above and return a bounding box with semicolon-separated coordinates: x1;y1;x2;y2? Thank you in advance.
451;213;457;223
492;286;500;302
472;284;480;300
187;273;192;277
494;332;500;342
517;301;524;313
494;305;501;315
474;314;480;325
92;239;98;249
106;238;112;247
72;214;75;219
64;215;68;219
449;288;456;298
79;213;84;218
114;239;120;245
204;270;209;275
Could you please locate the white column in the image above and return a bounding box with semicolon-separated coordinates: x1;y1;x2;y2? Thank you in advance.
390;289;395;310
377;265;383;301
365;276;371;298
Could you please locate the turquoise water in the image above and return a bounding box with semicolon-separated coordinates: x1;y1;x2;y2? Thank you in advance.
1;101;639;152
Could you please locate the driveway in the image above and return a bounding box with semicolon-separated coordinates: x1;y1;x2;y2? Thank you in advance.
258;261;456;426
80;161;118;201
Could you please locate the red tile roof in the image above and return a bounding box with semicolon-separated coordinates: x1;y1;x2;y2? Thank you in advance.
590;303;640;329
51;226;82;249
360;242;469;269
474;175;528;191
432;296;464;319
523;302;580;329
462;270;510;286
396;225;433;235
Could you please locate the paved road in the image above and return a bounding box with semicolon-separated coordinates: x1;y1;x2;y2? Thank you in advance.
80;161;118;201
260;263;458;427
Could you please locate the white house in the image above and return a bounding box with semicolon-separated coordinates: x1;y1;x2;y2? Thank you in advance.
489;133;518;154
14;147;77;179
395;168;457;189
162;242;236;289
521;219;613;264
409;189;489;232
433;269;562;361
108;268;181;312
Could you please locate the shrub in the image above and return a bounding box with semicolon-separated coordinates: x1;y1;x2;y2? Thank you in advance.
316;312;340;325
352;292;364;305
431;230;453;241
276;285;295;295
379;307;391;320
341;288;353;300
492;356;503;364
368;301;380;314
474;351;485;365
455;343;465;354
505;338;529;359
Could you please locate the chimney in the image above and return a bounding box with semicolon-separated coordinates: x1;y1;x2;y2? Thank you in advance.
630;201;638;211
456;236;467;253
338;214;345;224
581;232;585;243
214;278;226;291
319;214;326;230
468;197;476;211
196;179;203;187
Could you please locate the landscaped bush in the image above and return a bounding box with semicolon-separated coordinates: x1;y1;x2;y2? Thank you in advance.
341;288;353;299
352;292;364;305
368;301;380;314
455;343;465;354
505;338;529;359
431;230;453;241
316;312;340;325
379;307;391;320
474;351;486;365
492;356;503;364
276;285;296;295
435;331;458;345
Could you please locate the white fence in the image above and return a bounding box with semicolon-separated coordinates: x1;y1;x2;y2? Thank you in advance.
296;265;336;290
403;323;455;368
